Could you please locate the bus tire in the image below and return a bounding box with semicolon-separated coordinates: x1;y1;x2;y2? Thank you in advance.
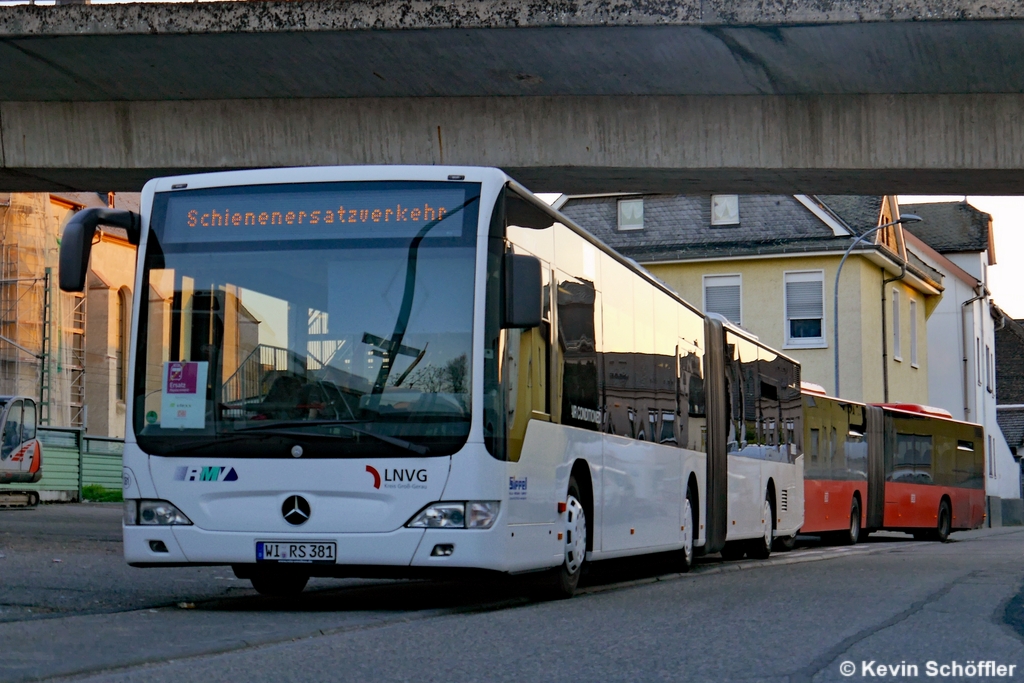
932;500;952;543
250;571;309;597
536;476;587;599
746;497;774;560
838;497;861;546
773;534;797;552
719;542;746;561
678;488;696;572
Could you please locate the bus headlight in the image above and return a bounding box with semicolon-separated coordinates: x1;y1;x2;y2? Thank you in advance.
466;501;500;528
130;500;193;526
406;502;500;529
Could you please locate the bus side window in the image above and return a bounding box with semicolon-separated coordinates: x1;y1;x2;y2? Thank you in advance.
556;272;599;432
810;428;820;463
893;432;932;483
915;435;933;482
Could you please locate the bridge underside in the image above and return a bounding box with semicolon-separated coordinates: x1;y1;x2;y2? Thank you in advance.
3;4;1024;193
4;95;1024;194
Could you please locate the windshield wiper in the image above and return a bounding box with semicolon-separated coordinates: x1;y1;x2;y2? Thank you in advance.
159;431;282;456
233;420;429;455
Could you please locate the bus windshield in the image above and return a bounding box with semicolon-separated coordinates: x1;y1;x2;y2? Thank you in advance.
133;180;481;458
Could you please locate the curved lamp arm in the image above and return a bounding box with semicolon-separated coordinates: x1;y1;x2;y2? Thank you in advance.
832;214;921;397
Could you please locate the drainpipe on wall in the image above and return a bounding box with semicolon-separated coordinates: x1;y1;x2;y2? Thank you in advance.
880;222;911;402
881;262;909;403
961;285;987;419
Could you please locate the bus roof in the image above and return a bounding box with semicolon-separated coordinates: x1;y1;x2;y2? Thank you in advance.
875;403;955;420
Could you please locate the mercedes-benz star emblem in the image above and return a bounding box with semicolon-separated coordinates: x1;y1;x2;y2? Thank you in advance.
282;495;311;526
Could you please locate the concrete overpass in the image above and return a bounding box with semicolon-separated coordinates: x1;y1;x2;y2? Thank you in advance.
3;0;1024;193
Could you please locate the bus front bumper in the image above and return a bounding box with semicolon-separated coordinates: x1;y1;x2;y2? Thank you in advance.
124;523;557;574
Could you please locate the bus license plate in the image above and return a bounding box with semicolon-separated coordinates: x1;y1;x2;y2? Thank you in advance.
256;541;336;564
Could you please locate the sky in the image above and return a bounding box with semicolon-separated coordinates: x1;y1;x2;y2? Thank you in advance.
899;196;1024;319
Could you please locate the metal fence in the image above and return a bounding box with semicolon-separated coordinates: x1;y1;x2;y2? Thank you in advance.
0;426;123;498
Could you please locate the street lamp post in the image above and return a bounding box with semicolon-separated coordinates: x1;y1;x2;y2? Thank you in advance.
832;214;921;398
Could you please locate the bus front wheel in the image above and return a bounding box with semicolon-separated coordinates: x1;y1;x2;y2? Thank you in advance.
536;476;587;599
250;571;309;597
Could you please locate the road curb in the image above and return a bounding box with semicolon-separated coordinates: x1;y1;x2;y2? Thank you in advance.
579;541;912;597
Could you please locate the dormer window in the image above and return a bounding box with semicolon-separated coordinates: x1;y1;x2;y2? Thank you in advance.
617;198;644;231
711;195;739;226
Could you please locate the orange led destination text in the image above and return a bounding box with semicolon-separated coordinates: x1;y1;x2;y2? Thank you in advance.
186;203;448;228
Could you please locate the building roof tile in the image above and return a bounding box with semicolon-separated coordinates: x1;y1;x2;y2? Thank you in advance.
996;318;1024;405
559;193;943;285
997;407;1024;451
901;202;992;254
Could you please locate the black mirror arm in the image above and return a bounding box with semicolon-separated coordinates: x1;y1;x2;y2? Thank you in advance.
59;208;142;293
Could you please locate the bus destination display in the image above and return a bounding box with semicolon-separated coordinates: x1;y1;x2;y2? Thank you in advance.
160;183;475;244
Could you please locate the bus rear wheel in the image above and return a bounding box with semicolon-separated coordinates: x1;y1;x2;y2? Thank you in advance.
746;498;774;560
932;501;952;543
773;534;797;552
678;489;695;572
250;571;309;597
719;542;746;561
837;498;861;546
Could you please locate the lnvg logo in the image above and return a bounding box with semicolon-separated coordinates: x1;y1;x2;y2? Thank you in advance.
366;465;427;490
174;466;238;482
366;465;381;489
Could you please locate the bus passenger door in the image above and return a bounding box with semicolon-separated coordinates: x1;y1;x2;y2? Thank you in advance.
865;406;885;530
506;262;552;463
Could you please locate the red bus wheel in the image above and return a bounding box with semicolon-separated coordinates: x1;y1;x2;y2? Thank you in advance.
838;498;861;546
933;501;952;543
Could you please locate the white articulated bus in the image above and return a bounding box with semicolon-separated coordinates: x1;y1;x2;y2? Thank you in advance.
59;166;803;597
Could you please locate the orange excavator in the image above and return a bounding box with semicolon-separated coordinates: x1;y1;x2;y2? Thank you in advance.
0;396;42;507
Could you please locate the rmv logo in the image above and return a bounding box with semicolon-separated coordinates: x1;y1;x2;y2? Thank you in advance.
366;465;427;490
174;466;238;483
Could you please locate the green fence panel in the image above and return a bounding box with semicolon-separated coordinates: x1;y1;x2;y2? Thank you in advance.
0;446;79;492
0;428;125;494
82;437;124;489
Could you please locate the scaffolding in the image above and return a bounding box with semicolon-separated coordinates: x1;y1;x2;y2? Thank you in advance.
0;195;85;428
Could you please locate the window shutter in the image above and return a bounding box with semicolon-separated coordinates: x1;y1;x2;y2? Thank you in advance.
705;285;741;324
786;280;823;319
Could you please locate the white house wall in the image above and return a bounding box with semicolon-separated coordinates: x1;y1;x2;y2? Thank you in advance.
917;248;1020;499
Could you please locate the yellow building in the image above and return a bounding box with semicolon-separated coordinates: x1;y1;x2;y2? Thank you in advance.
558;194;944;403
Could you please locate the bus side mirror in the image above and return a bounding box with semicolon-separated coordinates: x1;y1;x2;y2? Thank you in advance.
503;253;542;329
59;208;141;292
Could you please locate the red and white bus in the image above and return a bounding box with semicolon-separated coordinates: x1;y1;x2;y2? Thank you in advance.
797;385;985;545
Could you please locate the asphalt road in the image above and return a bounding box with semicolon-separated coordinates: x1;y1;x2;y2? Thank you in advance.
2;504;1023;682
